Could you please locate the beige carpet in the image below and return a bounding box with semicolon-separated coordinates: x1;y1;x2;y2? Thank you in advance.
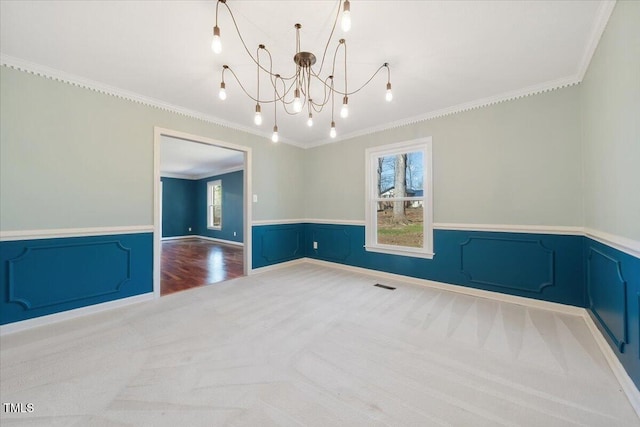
1;262;638;426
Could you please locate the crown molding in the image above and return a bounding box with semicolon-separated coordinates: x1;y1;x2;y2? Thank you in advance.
193;166;244;180
307;74;582;148
161;165;244;181
577;1;616;81
160;172;198;180
0;54;305;149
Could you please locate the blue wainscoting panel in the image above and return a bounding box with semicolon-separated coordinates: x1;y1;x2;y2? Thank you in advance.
587;248;628;352
8;241;131;310
301;224;584;307
252;224;305;268
307;224;352;262
0;233;153;325
585;238;640;388
460;237;554;293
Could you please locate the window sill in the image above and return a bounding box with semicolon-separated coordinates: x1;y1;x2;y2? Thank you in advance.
364;245;434;260
207;226;221;231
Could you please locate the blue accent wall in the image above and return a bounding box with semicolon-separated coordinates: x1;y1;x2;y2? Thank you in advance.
161;177;197;238
252;223;306;268
0;232;153;325
195;170;244;243
585;238;640;388
252;223;584;306
308;224;584;306
161;171;244;243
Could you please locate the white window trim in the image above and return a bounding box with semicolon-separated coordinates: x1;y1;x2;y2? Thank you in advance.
207;179;222;230
364;137;434;259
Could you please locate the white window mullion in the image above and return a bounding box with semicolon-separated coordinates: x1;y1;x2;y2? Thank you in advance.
364;137;434;259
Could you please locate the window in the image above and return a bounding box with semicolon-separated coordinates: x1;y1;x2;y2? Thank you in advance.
365;138;433;259
207;180;222;230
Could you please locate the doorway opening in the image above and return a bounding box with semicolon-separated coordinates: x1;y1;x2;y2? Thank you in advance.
153;128;252;297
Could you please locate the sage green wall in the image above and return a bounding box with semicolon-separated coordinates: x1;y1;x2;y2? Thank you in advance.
304;85;583;226
0;67;305;231
581;0;640;241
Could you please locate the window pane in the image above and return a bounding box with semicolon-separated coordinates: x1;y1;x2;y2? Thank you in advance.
377;201;423;248
213;206;221;227
377;151;423;198
214;185;222;205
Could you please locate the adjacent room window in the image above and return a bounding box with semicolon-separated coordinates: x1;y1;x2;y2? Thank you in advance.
207;180;222;230
365;137;433;259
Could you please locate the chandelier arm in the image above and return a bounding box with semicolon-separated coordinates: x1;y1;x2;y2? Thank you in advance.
298;67;311;112
273;75;294;108
329;40;340;81
315;0;342;76
277;78;301;115
344;42;348;95
276;76;290;104
306;66;312;110
256;46;261;106
310;75;333;112
218;1;297;80
310;63;388;96
225;66;288;104
331;77;335;122
263;48;297;103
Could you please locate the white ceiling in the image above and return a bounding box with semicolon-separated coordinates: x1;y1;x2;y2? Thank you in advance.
0;1;611;147
160;135;244;178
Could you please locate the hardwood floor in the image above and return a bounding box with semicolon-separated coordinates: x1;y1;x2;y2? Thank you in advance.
161;238;244;296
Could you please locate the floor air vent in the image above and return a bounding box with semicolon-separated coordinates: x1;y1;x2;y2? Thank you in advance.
374;283;396;290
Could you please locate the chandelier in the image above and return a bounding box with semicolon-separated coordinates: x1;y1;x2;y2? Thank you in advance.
211;0;392;142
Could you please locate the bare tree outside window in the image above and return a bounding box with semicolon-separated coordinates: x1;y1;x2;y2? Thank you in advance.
375;151;424;248
366;138;433;258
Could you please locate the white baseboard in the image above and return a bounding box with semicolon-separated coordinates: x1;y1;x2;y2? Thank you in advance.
161;235;196;241
582;310;640;417
0;293;155;336
161;235;244;246
302;258;584;316
250;258;306;275
195;235;244;246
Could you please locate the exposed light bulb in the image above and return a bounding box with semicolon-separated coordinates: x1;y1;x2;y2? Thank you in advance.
385;82;393;102
341;1;351;32
340;96;349;118
293;89;302;113
330;121;337;138
254;104;262;126
271;125;279;143
218;82;227;100
307;113;313;127
293;98;302;113
211;26;222;54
